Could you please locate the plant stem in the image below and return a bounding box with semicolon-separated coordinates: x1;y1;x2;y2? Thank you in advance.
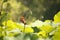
23;24;26;33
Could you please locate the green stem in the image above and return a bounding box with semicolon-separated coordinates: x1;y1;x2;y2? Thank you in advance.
23;24;25;33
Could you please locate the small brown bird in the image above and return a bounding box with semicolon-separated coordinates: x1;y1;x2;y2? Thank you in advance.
20;16;26;24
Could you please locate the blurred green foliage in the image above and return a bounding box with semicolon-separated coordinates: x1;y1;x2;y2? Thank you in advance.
0;0;60;24
0;0;60;40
